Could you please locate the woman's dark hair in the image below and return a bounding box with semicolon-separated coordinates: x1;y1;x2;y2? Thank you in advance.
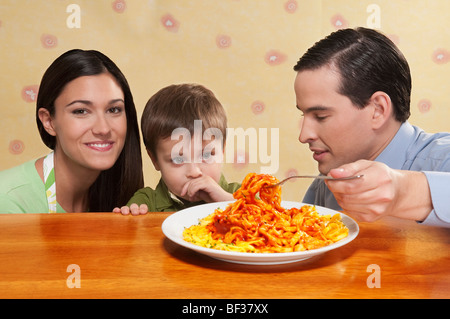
293;27;411;122
36;49;143;211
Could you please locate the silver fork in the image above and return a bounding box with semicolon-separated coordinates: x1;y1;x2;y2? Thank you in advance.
266;174;363;187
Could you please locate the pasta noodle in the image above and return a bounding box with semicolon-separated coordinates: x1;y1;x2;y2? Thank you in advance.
183;173;349;253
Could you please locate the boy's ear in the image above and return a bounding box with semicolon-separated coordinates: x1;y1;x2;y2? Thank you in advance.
38;108;57;136
147;149;160;171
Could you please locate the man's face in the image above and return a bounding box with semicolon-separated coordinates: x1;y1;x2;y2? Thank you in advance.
294;65;378;174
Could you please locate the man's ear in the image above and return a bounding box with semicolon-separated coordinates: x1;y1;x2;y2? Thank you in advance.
369;91;392;130
147;149;160;171
38;108;57;136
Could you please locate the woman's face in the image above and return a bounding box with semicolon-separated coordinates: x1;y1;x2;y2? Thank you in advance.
43;72;127;173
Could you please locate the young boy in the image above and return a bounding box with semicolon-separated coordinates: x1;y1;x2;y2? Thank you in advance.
114;84;240;215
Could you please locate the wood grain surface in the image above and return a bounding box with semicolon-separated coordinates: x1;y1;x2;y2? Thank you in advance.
0;212;448;299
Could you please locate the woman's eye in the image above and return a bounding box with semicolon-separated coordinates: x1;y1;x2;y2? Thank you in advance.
72;109;88;115
108;106;124;114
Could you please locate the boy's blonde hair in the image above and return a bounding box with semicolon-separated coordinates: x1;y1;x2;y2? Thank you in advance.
141;83;228;156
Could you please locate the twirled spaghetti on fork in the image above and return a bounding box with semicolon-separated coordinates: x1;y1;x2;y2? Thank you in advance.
183;173;349;253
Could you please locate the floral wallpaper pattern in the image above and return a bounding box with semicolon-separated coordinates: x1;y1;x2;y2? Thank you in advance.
1;0;449;201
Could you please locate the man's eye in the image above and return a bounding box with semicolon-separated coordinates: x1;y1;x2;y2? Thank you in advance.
315;115;328;121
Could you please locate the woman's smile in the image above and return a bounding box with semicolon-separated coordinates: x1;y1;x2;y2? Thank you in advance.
85;141;115;152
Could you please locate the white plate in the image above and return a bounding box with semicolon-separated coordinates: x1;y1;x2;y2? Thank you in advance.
161;201;359;265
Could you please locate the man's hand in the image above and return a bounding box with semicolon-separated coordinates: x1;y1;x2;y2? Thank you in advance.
326;160;432;222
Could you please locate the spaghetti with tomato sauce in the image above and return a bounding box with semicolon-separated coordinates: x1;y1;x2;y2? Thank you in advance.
183;173;349;253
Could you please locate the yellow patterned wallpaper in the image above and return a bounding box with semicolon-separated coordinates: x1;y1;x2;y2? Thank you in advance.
1;0;449;202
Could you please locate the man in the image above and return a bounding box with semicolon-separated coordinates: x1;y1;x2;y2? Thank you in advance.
294;27;450;227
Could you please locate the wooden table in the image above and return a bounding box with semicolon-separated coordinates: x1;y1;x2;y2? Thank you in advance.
0;212;449;300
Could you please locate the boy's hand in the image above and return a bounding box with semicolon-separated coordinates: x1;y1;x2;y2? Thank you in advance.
113;203;149;216
180;176;234;203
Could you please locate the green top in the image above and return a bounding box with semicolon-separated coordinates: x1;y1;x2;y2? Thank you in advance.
0;159;65;214
127;174;241;212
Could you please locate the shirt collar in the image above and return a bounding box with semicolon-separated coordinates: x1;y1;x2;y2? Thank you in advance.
375;121;416;169
152;180;182;211
155;178;203;211
168;190;185;205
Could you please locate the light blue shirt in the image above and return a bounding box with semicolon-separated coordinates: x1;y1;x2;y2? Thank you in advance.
303;122;450;228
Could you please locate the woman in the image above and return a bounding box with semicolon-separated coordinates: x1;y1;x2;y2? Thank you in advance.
0;49;143;213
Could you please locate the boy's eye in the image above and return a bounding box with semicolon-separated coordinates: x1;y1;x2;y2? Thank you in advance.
171;156;185;165
202;152;212;161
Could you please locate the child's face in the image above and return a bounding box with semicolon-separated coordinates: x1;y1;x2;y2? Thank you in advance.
150;136;224;201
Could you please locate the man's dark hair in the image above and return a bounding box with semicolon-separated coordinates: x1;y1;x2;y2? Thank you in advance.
294;27;411;122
